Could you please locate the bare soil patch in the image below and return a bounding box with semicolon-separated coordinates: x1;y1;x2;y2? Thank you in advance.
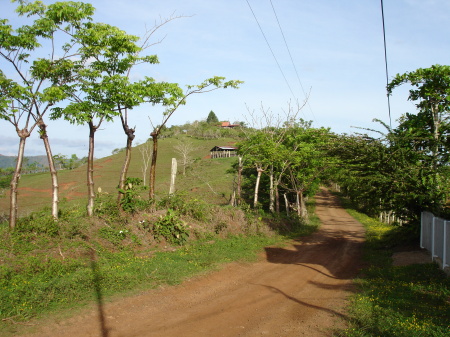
18;188;366;337
392;250;432;267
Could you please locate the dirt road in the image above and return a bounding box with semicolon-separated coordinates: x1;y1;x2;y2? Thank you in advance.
22;188;365;337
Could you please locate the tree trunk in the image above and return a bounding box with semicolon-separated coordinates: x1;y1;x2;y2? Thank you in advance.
431;103;441;194
230;190;236;206
38;119;59;219
269;166;275;213
9;133;29;230
284;193;289;216
275;182;280;214
253;166;263;208
237;156;243;205
87;121;96;217
149;132;159;199
297;191;307;218
118;125;135;206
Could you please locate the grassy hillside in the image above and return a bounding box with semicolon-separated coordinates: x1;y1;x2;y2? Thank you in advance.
0;135;238;217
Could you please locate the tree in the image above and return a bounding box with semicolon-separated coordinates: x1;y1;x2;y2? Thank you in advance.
325;119;450;230
206;110;219;124
174;140;196;176
280;127;329;218
237;101;306;211
0;0;94;228
50;19;163;215
238;131;273;208
50;30;115;216
53;154;67;170
387;64;450;215
110;14;188;207
148;77;242;199
138;140;152;185
388;66;450;179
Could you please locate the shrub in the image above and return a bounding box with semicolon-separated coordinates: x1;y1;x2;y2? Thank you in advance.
118;177;149;213
158;194;210;221
152;209;189;245
15;210;59;237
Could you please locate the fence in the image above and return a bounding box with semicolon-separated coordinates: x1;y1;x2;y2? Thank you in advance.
421;211;450;272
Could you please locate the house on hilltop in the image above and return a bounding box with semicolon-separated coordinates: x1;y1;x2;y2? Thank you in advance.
220;121;240;128
210;146;238;158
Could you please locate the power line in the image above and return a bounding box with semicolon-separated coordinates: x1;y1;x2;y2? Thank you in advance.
380;0;392;127
245;0;300;107
269;0;317;124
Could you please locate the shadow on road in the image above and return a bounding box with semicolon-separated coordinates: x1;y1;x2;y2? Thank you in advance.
89;249;110;337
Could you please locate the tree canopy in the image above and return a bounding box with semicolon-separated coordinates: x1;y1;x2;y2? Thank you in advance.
206;110;219;124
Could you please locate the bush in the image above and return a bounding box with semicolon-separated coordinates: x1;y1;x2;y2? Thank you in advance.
158;193;210;221
152;209;189;245
118;177;149;213
15;210;59;237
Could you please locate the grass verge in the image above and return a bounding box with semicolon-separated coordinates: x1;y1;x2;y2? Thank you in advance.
0;198;319;336
336;205;450;337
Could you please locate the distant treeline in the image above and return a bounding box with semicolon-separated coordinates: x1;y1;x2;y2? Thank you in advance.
0;155;48;169
0;154;87;178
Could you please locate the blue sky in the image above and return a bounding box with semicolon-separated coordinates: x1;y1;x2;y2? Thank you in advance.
1;0;450;158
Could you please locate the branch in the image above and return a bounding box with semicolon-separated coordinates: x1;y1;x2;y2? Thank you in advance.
139;12;193;51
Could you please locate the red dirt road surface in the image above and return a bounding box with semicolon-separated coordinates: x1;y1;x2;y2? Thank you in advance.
21;188;365;337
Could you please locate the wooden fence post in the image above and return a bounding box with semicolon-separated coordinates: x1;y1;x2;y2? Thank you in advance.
169;158;177;195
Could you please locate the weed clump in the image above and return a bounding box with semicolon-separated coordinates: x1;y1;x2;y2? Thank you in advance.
152;209;189;245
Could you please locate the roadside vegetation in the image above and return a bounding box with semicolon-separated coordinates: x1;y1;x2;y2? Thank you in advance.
335;195;450;337
0;189;319;336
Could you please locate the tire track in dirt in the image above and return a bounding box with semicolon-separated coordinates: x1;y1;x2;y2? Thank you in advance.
20;188;365;337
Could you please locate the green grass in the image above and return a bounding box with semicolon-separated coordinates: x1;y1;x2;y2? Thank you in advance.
336;202;450;337
0;234;280;326
0;135;238;216
0;192;318;336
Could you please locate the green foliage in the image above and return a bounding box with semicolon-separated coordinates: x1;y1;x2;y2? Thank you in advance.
237;123;331;214
98;227;129;246
118;177;148;213
387;64;450;112
94;191;122;221
327;118;450;230
52;153;84;170
158;194;210;221
206;110;219;124
338;205;450;337
0;175;10;189
15;210;59;237
152;209;189;245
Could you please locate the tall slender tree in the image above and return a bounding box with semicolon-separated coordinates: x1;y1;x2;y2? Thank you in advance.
0;0;94;228
51;21;148;216
148;77;242;199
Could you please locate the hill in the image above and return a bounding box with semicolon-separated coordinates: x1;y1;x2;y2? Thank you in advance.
0;135;239;216
0;154;48;169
